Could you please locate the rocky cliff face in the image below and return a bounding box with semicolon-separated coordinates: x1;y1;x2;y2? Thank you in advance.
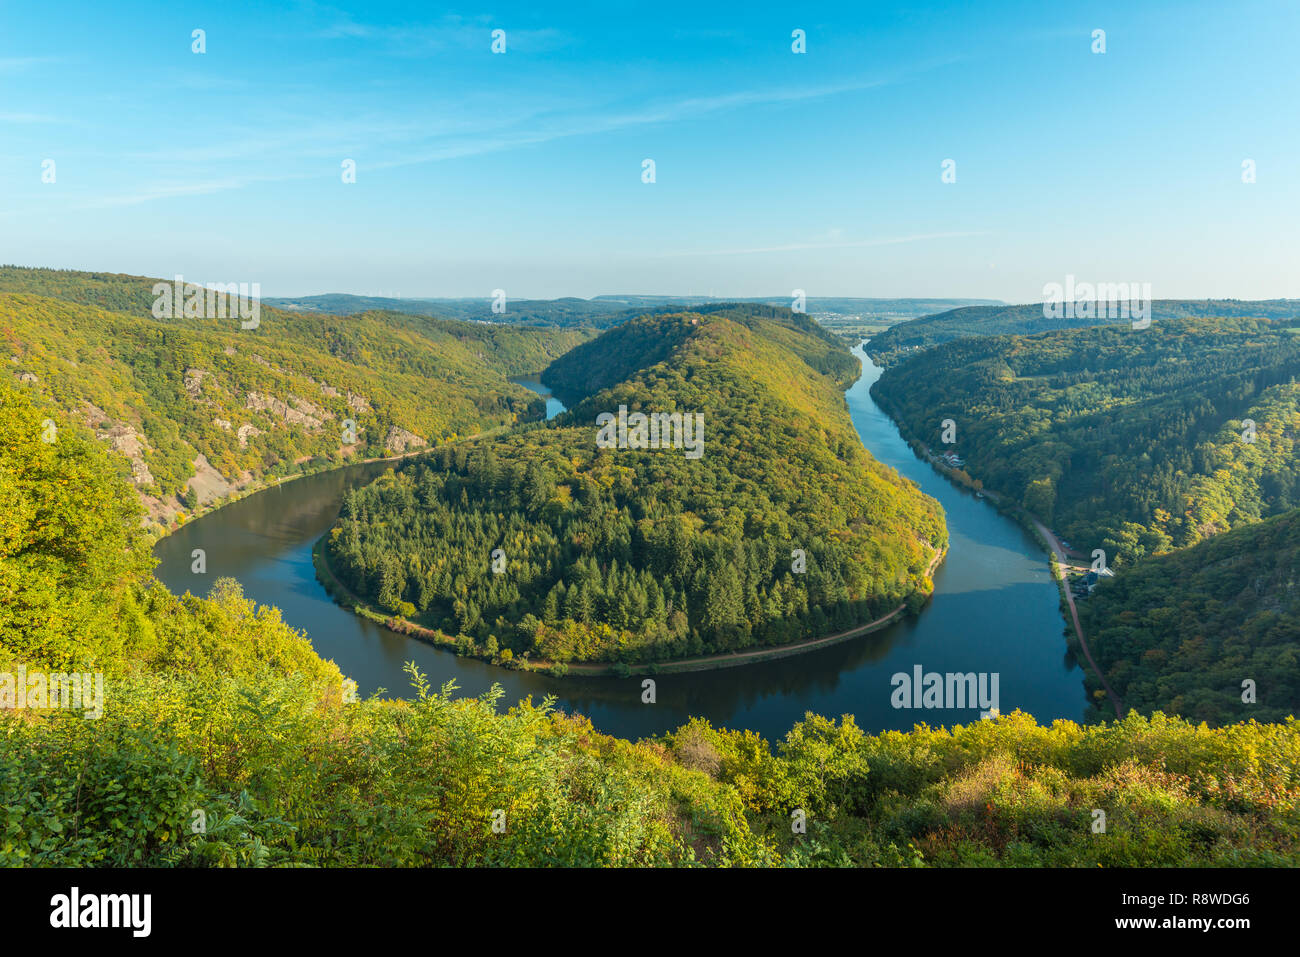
384;425;426;454
245;391;328;429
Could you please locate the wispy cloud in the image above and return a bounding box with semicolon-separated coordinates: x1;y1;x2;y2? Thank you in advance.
0;112;56;123
371;76;890;171
65;73;888;207
75;177;263;209
310;9;570;54
61;56;914;211
655;232;991;257
0;56;62;73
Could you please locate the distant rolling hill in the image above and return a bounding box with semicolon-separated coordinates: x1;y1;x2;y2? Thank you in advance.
265;293;1001;328
594;296;1001;319
267;294;637;328
866;299;1300;364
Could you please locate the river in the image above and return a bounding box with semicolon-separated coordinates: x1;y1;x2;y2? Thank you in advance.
154;345;1083;740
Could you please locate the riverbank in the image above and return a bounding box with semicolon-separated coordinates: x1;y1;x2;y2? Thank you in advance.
143;418;536;546
867;383;1124;719
144;447;431;545
313;534;947;677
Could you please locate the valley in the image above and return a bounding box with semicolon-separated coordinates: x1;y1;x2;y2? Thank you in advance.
4;279;1297;869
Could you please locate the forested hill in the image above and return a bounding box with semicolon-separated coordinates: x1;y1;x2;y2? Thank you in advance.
0;266;593;374
872;317;1300;566
540;304;857;406
1078;508;1300;725
325;305;946;666
867;299;1300;364
0;266;590;530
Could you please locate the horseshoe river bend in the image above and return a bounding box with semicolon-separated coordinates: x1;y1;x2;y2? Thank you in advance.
154;345;1083;741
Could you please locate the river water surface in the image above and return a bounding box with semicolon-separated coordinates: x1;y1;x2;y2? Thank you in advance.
155;345;1083;740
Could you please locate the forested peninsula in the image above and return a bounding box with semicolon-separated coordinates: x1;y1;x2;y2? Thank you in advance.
324;305;947;668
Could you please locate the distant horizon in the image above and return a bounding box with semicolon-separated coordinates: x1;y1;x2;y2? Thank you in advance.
12;258;1300;306
12;260;1300;308
266;290;1007;304
267;291;1300;305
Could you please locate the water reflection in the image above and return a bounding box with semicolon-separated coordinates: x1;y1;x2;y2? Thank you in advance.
509;376;565;421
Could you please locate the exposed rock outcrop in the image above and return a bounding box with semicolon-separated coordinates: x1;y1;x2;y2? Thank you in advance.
185;453;234;506
183;368;207;399
97;424;154;487
245;391;324;429
290;394;334;422
384;425;426;454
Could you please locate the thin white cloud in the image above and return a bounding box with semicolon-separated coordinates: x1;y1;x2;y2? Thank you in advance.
310;9;569;54
654;231;991;257
64;64;913;208
0;112;56;123
371;77;890;171
0;56;62;73
75;178;261;209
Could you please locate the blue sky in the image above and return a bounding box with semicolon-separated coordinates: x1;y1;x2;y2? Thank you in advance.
2;0;1297;299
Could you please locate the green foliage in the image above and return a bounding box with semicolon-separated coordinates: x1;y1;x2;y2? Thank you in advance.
0;668;762;867
0;381;152;668
6;691;1295;867
1079;509;1300;724
0;376;342;682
